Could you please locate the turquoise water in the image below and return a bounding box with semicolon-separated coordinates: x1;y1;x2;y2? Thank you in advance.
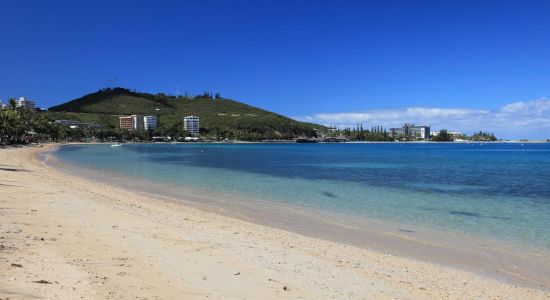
53;143;550;249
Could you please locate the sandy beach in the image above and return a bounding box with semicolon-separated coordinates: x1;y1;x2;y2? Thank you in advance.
0;145;549;299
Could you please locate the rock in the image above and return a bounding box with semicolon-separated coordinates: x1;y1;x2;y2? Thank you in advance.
11;263;23;268
234;272;240;275
283;286;289;291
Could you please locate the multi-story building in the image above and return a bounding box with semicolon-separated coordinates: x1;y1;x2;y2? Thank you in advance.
430;130;464;140
119;116;133;130
408;124;430;139
15;97;36;110
143;116;158;130
119;115;145;130
55;119;100;129
389;124;430;139
183;116;200;136
132;115;144;130
55;119;83;127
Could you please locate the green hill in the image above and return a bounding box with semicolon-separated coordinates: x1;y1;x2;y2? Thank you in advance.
45;88;321;140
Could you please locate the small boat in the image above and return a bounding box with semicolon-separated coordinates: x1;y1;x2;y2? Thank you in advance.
111;143;122;147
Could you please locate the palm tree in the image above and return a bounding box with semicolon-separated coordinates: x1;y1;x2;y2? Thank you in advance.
8;98;17;110
0;109;22;143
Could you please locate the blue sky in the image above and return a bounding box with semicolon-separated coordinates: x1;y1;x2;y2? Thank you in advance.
1;0;549;138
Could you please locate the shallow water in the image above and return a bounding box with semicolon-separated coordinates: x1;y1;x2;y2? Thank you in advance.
53;143;550;250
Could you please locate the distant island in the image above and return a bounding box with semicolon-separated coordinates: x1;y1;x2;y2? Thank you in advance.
0;87;509;144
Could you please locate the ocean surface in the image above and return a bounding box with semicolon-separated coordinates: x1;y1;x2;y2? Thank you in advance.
52;143;550;250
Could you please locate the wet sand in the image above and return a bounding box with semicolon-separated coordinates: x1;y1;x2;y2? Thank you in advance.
1;144;549;299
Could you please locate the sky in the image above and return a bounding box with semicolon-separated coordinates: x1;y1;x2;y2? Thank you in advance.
1;0;549;139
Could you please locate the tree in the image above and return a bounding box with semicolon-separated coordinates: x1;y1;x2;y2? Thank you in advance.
432;129;452;141
471;131;497;141
0;107;32;143
8;98;17;110
0;109;19;143
31;114;52;136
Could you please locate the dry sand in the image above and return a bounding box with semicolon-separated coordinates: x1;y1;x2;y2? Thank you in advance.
0;145;548;299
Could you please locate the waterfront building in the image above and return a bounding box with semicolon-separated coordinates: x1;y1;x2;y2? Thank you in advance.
15;97;36;110
120;115;145;130
55;119;83;127
430;130;462;137
132;115;144;129
55;119;100;129
143;116;158;130
183;115;200;136
431;130;464;140
409;125;430;139
119;116;133;130
389;124;430;139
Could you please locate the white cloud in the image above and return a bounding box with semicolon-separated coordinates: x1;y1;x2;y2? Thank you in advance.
295;98;550;139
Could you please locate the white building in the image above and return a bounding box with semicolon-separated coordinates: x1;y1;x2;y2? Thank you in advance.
15;97;36;110
0;100;7;109
55;119;100;129
143;116;158;130
431;130;463;139
388;124;430;139
132;115;144;130
183;116;200;136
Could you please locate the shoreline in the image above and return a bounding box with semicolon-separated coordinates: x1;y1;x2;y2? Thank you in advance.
1;145;549;299
2;139;548;148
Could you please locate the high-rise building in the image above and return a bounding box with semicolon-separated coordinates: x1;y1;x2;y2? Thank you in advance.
408;124;430;139
120;115;145;130
15;97;36;110
143;116;158;130
388;124;430;139
132;115;143;129
119;116;133;130
183;116;200;136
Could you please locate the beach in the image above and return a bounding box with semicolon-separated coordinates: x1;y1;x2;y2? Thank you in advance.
1;145;549;299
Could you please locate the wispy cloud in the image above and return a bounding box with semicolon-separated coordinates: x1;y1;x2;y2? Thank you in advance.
295;98;550;139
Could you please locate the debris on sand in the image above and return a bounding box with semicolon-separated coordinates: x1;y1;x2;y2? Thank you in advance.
33;280;52;284
0;244;18;251
11;263;23;267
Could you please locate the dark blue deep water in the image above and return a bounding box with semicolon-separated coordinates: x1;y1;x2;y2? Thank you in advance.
54;143;550;249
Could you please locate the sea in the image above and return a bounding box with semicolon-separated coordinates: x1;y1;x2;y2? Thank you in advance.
48;142;550;286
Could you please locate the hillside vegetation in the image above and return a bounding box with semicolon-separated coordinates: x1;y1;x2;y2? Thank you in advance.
46;88;321;140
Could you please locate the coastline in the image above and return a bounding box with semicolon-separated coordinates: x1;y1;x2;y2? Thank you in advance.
1;145;549;299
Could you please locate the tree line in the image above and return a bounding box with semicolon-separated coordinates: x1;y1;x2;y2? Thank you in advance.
326;125;498;142
339;124;393;141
